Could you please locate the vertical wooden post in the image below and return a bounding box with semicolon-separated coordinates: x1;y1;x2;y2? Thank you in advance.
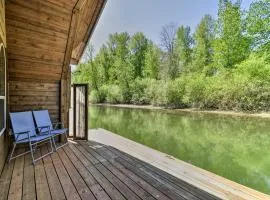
72;84;88;140
85;84;88;140
72;85;76;140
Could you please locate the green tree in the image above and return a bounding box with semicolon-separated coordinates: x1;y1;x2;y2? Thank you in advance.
110;32;133;101
144;42;161;79
176;26;193;72
193;15;215;71
106;32;131;83
214;0;250;68
246;0;270;52
129;32;149;78
95;45;111;84
73;44;101;91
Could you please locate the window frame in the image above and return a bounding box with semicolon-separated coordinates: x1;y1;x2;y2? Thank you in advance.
0;43;6;136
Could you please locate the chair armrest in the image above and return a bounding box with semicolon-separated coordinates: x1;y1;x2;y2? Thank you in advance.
13;129;32;141
36;125;51;135
52;122;64;129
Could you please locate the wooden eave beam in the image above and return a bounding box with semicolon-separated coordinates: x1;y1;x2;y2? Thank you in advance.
61;0;86;78
73;0;107;64
60;0;86;131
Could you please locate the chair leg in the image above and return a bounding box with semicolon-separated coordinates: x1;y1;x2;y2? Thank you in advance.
32;143;38;152
52;133;68;151
8;143;32;163
49;137;54;154
31;139;54;165
8;143;16;163
29;142;35;165
52;136;57;151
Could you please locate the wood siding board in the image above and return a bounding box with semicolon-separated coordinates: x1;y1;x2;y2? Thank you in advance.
46;0;77;11
10;0;71;17
7;44;65;63
9;81;60;121
7;32;67;53
6;3;70;32
7;55;63;67
6;17;68;40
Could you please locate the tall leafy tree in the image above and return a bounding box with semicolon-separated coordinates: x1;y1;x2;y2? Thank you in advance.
106;32;131;83
129;32;149;78
73;44;101;91
176;26;193;72
246;0;270;52
214;0;250;68
111;32;133;101
144;42;161;79
193;15;215;70
95;45;111;84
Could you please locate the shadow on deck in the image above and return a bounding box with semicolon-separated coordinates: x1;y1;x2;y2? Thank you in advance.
0;141;219;200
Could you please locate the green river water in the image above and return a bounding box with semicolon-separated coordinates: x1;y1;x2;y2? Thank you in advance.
89;105;270;195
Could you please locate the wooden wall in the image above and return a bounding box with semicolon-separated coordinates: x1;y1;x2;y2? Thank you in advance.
6;0;74;121
5;0;106;122
0;0;7;173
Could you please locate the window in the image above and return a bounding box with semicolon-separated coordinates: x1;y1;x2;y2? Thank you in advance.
0;43;6;135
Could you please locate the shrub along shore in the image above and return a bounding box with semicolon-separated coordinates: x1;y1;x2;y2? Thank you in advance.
73;0;270;112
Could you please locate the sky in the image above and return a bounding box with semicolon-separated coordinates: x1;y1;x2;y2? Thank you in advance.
89;0;255;56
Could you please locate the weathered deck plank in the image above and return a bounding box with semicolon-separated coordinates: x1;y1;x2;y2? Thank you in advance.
63;145;111;200
0;158;15;200
34;150;51;200
70;143;126;200
50;148;81;200
8;148;25;200
57;148;96;200
40;146;66;200
106;145;219;200
0;141;221;200
22;153;36;200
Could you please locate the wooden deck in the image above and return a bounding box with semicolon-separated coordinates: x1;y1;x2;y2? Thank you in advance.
0;140;219;200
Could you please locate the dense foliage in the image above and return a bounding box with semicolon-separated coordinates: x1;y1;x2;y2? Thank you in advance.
73;0;270;112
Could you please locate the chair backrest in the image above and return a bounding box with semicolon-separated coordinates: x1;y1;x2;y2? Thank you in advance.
10;111;37;141
32;110;53;133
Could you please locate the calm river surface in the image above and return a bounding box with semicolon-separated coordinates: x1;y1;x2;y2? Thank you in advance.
89;105;270;194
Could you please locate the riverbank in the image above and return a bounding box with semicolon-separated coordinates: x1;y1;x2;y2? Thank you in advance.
93;103;270;119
